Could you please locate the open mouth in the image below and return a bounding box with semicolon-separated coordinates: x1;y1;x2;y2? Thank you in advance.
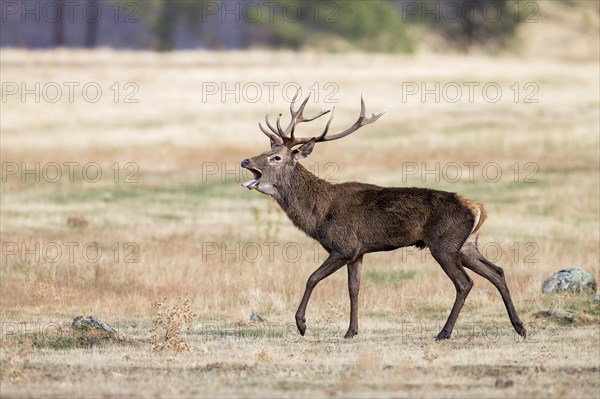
242;167;262;189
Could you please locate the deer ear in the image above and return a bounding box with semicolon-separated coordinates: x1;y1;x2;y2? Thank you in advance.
291;139;316;160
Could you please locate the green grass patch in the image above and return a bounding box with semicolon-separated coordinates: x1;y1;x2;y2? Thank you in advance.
364;269;416;287
529;293;600;326
25;327;127;350
193;322;289;340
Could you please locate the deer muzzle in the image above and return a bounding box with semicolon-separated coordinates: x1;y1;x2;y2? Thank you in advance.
240;160;262;190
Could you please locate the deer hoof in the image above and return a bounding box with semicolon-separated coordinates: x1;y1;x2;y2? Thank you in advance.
515;323;527;338
344;329;357;339
435;330;451;341
296;317;306;336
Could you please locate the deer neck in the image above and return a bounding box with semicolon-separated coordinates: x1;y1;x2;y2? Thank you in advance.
274;163;332;239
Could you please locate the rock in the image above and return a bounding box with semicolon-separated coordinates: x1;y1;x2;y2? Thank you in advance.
541;267;596;295
247;312;265;322
72;316;117;335
593;294;600;303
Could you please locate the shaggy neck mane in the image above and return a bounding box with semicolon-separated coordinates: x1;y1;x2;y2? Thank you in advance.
274;163;332;239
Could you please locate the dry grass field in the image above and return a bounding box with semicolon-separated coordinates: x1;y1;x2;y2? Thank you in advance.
1;3;599;397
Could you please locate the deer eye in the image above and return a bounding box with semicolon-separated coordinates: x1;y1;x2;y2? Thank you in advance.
273;156;281;161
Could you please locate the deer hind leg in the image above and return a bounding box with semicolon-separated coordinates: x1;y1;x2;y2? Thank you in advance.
460;240;527;338
345;255;363;339
429;246;474;341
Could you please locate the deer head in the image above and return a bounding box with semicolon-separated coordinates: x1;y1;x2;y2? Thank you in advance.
240;91;385;198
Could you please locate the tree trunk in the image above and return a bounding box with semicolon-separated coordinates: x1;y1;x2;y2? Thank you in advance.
85;0;99;48
53;0;65;47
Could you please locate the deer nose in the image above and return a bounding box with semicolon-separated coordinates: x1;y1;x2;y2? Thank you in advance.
241;159;250;167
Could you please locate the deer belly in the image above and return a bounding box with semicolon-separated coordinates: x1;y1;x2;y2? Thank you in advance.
363;235;424;253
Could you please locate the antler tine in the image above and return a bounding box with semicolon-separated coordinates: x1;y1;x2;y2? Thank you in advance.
285;92;310;138
264;112;279;135
258;122;284;145
285;90;300;138
288;107;336;146
285;94;333;138
288;108;332;139
289;89;301;119
295;93;311;117
315;107;335;141
317;95;386;142
301;108;331;123
276;113;285;136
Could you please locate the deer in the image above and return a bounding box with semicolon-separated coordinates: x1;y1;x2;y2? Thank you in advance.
240;91;527;340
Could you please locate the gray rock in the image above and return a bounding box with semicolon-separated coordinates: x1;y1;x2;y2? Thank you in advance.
593;294;600;303
247;312;265;322
72;315;117;334
542;267;597;295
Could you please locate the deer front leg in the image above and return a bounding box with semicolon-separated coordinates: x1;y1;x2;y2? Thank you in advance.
345;255;363;339
295;253;348;336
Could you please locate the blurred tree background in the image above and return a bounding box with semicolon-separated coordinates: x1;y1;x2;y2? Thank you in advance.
1;0;533;52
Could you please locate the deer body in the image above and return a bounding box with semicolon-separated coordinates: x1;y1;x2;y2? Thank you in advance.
241;93;526;340
274;163;478;256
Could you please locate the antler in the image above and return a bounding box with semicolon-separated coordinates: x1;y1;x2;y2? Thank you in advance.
258;90;385;148
282;91;331;139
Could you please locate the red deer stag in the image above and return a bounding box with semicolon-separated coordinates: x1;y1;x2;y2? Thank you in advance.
240;92;526;340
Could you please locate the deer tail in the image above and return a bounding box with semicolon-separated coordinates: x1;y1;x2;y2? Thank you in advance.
456;195;488;237
470;202;487;236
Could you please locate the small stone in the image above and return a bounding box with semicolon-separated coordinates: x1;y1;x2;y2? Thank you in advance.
72;315;117;334
247;312;265;322
593;294;600;303
541;267;596;295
